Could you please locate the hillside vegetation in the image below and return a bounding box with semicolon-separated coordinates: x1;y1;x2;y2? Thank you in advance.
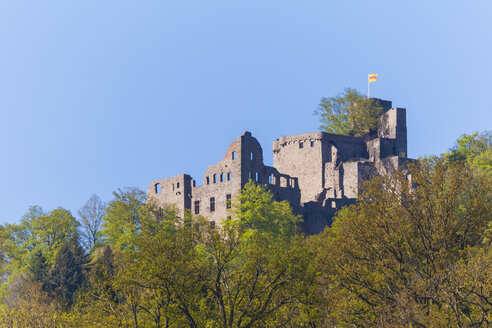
0;132;490;327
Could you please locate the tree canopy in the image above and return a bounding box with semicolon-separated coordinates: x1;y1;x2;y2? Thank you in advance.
316;88;383;137
444;130;492;175
0;133;490;327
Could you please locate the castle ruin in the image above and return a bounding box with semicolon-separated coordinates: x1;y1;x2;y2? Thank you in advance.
147;99;410;234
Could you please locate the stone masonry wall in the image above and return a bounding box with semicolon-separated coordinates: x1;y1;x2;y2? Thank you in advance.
148;98;410;234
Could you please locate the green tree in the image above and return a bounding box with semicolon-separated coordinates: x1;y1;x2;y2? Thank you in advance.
28;250;49;288
232;181;301;236
0;207;78;290
115;186;314;328
101;187;146;251
444;130;491;175
316;88;383;137
48;236;87;307
313;158;492;326
31;208;80;264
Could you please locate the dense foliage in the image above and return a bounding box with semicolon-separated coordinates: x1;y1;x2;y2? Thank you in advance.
0;132;490;327
315;88;383;137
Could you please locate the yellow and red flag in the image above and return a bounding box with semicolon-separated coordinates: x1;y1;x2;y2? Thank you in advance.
368;74;377;82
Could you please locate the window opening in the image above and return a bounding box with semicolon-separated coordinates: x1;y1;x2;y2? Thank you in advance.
268;174;273;184
250;152;254;160
210;197;215;212
155;183;161;193
311;141;315;147
232;151;236;160
299;142;304;148
227;172;231;181
206;177;210;185
213;174;217;183
255;172;259;182
194;201;200;215
177;182;180;188
220;172;224;182
226;194;232;209
249;172;252;180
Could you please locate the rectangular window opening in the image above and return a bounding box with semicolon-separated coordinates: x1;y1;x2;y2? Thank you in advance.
232;151;236;160
210;197;215;212
227;172;231;181
250;152;253;160
206;177;210;185
226;194;231;209
177;182;180;188
310;141;315;147
220;172;224;182
255;172;259;182
194;201;200;215
299;142;304;148
155;183;161;193
213;174;217;183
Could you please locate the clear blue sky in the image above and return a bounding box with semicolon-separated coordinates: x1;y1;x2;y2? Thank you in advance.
1;1;491;224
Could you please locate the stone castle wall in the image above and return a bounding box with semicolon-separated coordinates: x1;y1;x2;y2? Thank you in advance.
147;98;411;234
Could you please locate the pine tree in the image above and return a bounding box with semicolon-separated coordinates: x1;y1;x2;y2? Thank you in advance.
49;235;87;306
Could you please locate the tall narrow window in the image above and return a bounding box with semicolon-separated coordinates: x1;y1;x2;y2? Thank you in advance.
206;177;210;185
194;200;200;215
226;194;232;209
227;172;231;181
268;174;273;184
213;174;217;183
232;151;236;160
220;172;224;182
310;141;315;147
155;183;161;193
210;197;215;212
177;182;180;188
255;172;259;182
249;172;252;180
192;180;196;187
250;152;254;160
